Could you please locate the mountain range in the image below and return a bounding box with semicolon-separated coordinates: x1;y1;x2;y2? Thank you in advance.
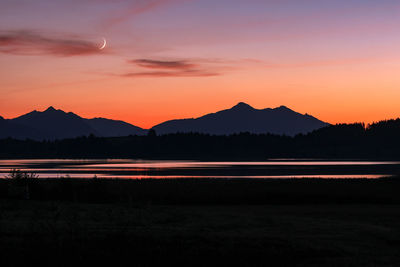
0;103;329;140
153;102;329;136
0;107;146;140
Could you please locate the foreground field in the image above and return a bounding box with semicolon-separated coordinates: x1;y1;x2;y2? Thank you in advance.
1;200;400;267
1;177;400;204
1;178;400;266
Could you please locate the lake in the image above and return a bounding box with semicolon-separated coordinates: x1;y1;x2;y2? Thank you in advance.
0;159;399;179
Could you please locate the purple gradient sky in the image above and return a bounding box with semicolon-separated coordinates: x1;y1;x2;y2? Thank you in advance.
1;0;400;128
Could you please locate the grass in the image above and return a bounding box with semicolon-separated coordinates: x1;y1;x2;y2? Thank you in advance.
2;177;400;204
1;200;400;266
1;178;400;266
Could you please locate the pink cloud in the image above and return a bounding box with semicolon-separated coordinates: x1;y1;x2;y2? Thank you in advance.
120;58;221;77
0;30;106;57
121;70;219;77
129;59;197;70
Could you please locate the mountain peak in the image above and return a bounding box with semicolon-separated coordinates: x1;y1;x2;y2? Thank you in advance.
0;115;4;120
44;106;57;112
231;102;254;111
275;105;293;112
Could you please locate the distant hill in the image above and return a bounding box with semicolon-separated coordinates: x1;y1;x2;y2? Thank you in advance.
85;117;146;137
152;102;329;136
0;107;147;140
0;115;43;140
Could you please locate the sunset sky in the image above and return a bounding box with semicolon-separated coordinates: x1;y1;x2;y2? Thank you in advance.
1;0;400;129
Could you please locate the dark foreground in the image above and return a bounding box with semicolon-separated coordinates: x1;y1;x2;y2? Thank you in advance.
1;178;400;266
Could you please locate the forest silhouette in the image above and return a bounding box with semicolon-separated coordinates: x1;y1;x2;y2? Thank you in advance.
2;119;400;159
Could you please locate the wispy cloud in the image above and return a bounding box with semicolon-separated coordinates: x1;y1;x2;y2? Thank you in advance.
121;70;219;78
119;58;221;78
102;0;184;29
117;56;374;79
0;30;106;57
129;59;197;70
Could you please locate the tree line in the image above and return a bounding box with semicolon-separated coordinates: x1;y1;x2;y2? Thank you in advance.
1;119;400;159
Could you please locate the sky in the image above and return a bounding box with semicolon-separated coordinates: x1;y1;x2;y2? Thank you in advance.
1;0;400;128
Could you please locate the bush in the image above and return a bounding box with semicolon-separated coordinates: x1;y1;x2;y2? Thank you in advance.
6;169;38;200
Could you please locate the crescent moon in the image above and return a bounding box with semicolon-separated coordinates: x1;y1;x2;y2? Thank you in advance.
99;38;107;50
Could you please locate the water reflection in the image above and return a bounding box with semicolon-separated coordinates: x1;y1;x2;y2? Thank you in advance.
0;159;398;179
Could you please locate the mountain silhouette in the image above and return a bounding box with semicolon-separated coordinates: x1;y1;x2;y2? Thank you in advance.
86;118;145;137
1;107;147;140
152;102;329;136
0;115;44;140
1;103;329;140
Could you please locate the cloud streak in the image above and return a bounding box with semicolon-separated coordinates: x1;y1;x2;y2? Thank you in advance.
120;58;221;78
0;30;105;57
129;59;197;70
102;0;184;29
121;70;219;78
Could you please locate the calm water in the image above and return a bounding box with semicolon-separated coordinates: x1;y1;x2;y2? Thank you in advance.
0;159;399;179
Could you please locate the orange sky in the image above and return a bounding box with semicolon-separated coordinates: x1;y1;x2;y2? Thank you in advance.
1;0;400;129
